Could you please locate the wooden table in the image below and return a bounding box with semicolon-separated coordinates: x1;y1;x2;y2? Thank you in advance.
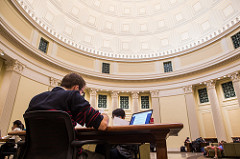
8;123;183;159
76;123;183;159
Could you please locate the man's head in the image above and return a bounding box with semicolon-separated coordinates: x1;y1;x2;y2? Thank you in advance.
112;108;125;119
60;73;86;94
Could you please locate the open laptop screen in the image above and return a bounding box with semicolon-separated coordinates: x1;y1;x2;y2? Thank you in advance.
129;109;153;125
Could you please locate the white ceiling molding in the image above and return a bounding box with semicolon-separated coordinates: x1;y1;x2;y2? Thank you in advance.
9;0;240;61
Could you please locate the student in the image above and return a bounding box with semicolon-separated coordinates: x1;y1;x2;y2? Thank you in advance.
111;108;139;159
204;140;226;158
96;108;138;159
26;72;109;159
0;120;24;159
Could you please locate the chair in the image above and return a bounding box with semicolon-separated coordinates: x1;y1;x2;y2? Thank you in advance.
18;110;107;159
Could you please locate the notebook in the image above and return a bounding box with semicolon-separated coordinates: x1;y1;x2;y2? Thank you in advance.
129;109;153;125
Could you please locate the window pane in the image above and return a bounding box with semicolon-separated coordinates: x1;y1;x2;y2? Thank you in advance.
38;38;49;53
120;96;129;109
231;31;240;49
141;96;149;109
163;61;173;73
198;88;209;103
102;63;110;74
222;81;236;99
98;95;107;108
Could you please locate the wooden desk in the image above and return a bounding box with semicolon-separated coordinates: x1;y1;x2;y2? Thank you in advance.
76;123;183;159
8;123;183;159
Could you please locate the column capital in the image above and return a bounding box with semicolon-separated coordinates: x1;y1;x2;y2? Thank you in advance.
131;91;139;99
5;60;25;74
111;91;119;98
150;90;159;98
204;80;216;90
49;77;61;87
183;85;193;94
229;72;240;82
90;88;97;96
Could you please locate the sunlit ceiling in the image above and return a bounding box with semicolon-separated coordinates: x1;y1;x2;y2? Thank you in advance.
15;0;240;59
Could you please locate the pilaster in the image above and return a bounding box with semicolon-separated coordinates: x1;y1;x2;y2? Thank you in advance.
111;91;119;110
183;85;200;140
205;80;227;141
0;60;25;135
131;91;139;113
150;90;160;123
229;72;240;107
89;89;97;109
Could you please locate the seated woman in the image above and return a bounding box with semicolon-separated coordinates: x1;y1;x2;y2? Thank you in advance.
0;120;24;159
204;140;226;159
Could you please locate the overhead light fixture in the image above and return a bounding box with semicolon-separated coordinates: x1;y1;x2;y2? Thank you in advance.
0;52;4;56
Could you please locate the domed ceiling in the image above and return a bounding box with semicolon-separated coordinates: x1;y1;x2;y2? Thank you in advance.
14;0;240;60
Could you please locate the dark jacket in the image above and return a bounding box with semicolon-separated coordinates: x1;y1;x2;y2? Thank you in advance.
26;87;103;129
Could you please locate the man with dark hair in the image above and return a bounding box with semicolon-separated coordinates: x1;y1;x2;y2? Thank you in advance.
112;108;125;119
111;108;138;159
26;72;109;158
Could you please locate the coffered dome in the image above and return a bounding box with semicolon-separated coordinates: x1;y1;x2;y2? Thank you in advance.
15;0;240;60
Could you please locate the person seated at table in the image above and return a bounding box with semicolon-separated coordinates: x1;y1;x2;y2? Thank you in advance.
112;108;139;159
233;137;240;143
184;137;191;143
0;120;24;159
26;72;109;159
96;108;138;159
204;140;226;158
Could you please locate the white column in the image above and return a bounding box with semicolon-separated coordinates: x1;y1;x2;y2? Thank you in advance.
0;60;25;135
89;89;97;109
205;80;227;141
229;72;240;107
150;90;161;123
183;85;200;140
111;91;119;110
131;92;139;113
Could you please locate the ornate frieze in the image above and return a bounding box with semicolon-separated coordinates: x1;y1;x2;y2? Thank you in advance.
49;77;61;87
5;60;25;74
229;72;240;83
90;88;97;96
204;80;216;90
131;91;139;99
111;91;119;98
183;85;193;94
150;90;159;98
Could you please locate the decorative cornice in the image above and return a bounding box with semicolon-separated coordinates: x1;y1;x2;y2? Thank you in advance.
49;77;61;87
150;90;159;98
204;80;216;90
5;60;25;74
183;85;193;94
229;72;240;83
1;15;240;81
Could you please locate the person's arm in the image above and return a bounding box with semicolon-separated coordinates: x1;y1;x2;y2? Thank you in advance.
98;113;109;131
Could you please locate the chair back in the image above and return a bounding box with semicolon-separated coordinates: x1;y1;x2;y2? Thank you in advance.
21;110;76;159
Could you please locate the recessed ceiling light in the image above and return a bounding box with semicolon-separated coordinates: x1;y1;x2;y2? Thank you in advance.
0;52;4;56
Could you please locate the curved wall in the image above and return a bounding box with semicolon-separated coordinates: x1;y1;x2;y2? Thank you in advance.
0;0;240;151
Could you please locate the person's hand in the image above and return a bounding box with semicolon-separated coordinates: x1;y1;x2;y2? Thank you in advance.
98;113;109;131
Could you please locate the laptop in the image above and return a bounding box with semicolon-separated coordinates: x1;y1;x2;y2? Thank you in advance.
129;109;153;125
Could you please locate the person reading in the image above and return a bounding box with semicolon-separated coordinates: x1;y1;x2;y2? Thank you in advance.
0;120;24;159
26;72;109;159
112;108;139;159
